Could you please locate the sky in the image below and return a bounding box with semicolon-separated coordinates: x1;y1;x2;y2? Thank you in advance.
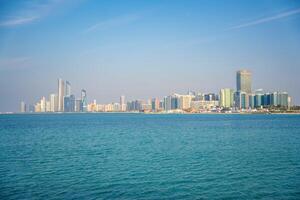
0;0;300;112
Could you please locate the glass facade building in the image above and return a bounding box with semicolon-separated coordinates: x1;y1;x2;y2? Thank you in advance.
236;70;252;94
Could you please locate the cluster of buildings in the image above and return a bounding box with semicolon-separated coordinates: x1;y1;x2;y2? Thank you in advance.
20;70;292;113
20;79;87;113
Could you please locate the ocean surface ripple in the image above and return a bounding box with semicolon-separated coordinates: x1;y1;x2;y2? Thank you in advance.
1;114;300;199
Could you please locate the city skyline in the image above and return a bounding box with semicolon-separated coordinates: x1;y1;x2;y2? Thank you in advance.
17;69;293;114
1;0;300;112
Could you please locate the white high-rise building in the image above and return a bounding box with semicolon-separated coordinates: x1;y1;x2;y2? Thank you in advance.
120;95;126;111
58;78;65;112
46;101;51;112
220;88;234;108
20;101;26;113
35;103;41;112
50;94;58;112
288;96;292;109
40;96;46;112
179;95;192;110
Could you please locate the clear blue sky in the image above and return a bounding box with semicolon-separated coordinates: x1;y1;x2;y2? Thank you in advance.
0;0;300;112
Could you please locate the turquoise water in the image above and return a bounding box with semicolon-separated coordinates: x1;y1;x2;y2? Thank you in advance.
0;114;300;199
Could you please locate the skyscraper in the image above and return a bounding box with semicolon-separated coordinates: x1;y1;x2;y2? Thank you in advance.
40;96;46;112
80;89;87;112
179;95;192;110
20;101;26;113
75;99;81;112
58;78;65;112
220;88;234;108
64;95;75;112
278;92;289;107
65;81;71;97
46;101;51;112
236;70;252;94
248;94;255;109
50;94;58;112
171;94;180;110
234;91;249;109
35;103;41;112
288;96;292;109
151;98;160;111
271;92;278;106
28;105;35;113
164;96;172;111
254;89;264;108
240;92;249;109
120;95;125;111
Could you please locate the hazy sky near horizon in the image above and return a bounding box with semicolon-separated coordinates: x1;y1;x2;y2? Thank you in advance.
0;0;300;112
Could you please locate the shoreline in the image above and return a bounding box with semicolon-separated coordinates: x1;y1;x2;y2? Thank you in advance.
1;112;300;115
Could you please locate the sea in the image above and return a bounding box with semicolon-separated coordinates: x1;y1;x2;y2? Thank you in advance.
0;113;300;199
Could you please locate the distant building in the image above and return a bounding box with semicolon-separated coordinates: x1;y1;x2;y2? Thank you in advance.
171;95;179;110
240;92;249;109
288;96;292;109
190;100;219;111
28;104;35;112
75;99;81;112
141;102;152;111
204;93;218;101
195;93;204;101
46;101;51;112
20;101;26;113
65;81;71;97
40;96;46;112
278;92;288;107
50;94;58;112
219;88;234;108
58;78;65;112
164;96;172;111
237;70;252;94
88;100;97;112
81;89;87;112
179;95;192;110
35;103;41;112
271;92;278;106
248;94;255;109
120;95;126;111
112;103;121;112
64;95;75;112
234;91;249;109
151;98;160;111
126;100;143;111
163;94;192;111
254;89;264;108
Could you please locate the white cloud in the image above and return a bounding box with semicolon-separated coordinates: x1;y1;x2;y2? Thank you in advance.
85;14;140;33
0;0;65;27
229;8;300;30
0;16;39;26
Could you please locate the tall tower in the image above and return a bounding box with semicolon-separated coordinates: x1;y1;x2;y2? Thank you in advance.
20;101;26;113
40;96;46;112
81;89;87;112
236;70;252;94
50;93;58;112
120;95;125;111
58;78;65;112
65;81;71;96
